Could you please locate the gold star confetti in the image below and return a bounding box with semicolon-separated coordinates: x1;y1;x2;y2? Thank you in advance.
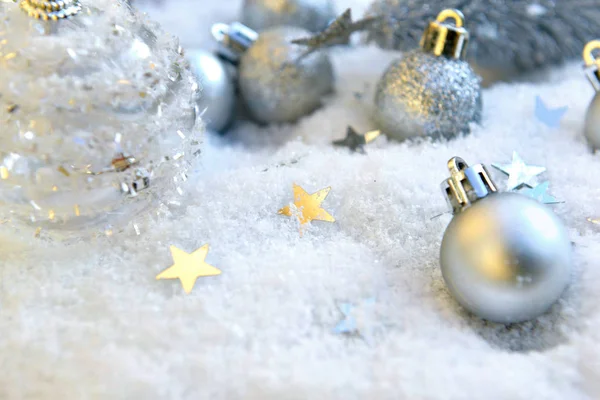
156;245;221;294
278;184;335;226
333;126;381;153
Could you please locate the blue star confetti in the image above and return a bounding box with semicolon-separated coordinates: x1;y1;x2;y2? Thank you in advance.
535;96;568;129
333;297;376;335
520;181;561;204
334;303;357;334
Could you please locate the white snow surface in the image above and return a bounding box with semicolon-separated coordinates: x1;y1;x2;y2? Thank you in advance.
2;0;600;398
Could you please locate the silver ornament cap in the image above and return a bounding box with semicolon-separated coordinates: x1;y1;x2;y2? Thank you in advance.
583;40;600;151
373;9;482;141
439;157;572;323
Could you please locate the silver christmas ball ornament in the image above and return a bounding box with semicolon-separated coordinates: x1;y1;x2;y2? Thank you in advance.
439;158;572;323
583;40;600;151
187;49;235;133
374;9;482;141
241;0;336;33
213;22;334;124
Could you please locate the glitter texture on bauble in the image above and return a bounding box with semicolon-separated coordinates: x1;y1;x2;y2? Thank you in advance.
373;9;482;141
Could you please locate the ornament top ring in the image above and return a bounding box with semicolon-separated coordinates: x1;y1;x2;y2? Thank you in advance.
583;40;600;91
20;0;82;20
420;9;469;60
583;39;600;151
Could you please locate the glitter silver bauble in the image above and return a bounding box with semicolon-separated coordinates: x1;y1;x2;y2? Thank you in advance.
240;0;336;33
583;40;600;151
213;23;334;124
187;49;235;133
373;9;481;141
440;158;572;323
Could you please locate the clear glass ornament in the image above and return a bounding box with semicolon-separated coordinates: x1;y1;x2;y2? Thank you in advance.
0;0;202;238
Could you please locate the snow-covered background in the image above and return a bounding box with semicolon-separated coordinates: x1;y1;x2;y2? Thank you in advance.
2;0;600;398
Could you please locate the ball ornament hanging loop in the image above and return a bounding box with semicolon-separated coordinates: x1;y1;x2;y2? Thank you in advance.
420;9;468;60
439;157;572;324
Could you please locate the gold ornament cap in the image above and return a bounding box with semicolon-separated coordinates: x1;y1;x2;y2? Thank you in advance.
583;40;600;92
420;9;469;60
441;157;497;215
20;0;81;20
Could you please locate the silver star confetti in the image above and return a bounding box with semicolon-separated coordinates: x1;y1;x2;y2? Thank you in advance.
332;126;381;154
492;152;546;190
291;8;380;62
520;181;561;204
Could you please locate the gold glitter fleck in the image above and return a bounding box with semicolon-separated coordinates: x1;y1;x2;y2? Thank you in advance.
34;227;42;238
4;52;16;60
7;104;18;113
0;166;8;180
74;204;80;216
139;92;147;98
149;62;156;69
57;165;70;176
52;186;58;192
118;79;132;85
48;210;55;220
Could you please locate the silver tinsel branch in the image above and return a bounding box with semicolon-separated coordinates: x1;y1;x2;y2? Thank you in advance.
364;0;600;75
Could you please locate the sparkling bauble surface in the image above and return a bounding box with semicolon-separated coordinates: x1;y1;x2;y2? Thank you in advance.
240;0;336;33
188;49;235;133
585;91;600;151
239;26;334;124
374;50;482;141
0;0;202;237
440;193;572;323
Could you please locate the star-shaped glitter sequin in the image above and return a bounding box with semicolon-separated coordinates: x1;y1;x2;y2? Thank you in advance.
333;297;376;335
534;96;568;129
156;245;221;294
332;126;381;153
520;181;561;204
334;302;357;334
291;8;379;61
492;152;546;190
278;184;335;226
